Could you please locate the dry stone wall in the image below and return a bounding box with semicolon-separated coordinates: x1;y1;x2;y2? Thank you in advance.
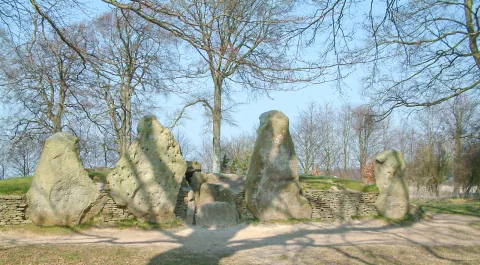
0;188;379;226
174;188;190;220
304;190;378;220
0;195;30;225
233;191;255;221
97;186;134;225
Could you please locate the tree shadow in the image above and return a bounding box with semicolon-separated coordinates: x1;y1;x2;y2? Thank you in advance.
2;213;480;264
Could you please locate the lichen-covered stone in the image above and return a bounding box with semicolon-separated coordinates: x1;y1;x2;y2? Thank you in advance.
107;115;187;223
26;132;100;226
374;149;410;219
245;110;312;221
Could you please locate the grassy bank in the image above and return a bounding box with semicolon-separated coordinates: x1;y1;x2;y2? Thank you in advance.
299;175;378;192
1;174;379;195
0;176;33;195
0;169;110;195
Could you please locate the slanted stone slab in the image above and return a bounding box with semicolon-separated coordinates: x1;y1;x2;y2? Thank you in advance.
26;132;99;226
107;115;187;223
374;149;410;219
245;110;312;221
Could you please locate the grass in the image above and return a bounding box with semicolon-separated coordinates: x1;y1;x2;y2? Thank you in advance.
299;175;378;192
0;217;185;235
0;168;108;196
0;176;33;195
0;175;379;196
412;198;480;217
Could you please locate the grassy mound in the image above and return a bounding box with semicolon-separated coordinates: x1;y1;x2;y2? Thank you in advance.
0;176;33;195
299;175;378;192
0;174;379;196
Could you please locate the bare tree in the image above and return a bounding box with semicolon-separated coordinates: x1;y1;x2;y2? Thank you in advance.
364;0;480;113
7;134;41;177
444;95;479;194
352;105;377;179
85;9;179;156
220;132;256;175
337;104;355;178
409;106;453;195
318;103;339;176
0;21;87;136
102;0;324;173
292;102;323;175
174;130;197;161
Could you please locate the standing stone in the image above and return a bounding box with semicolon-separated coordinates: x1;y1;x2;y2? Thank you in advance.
374;149;410;219
245;110;312;221
107;115;187;223
26;132;100;226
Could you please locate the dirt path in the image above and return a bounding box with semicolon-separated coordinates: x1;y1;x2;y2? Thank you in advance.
1;214;480;264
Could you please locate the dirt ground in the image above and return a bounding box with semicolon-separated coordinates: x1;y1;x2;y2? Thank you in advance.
1;214;480;264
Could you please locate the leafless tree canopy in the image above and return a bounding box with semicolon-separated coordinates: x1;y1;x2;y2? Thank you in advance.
363;0;480;114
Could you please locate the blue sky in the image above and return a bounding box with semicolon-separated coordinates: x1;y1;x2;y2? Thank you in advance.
156;72;367;149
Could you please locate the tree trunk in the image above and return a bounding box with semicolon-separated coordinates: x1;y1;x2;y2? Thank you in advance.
212;76;223;173
119;85;132;157
453;132;462;195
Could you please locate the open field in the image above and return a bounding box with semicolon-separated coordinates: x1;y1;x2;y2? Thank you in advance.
1;214;480;264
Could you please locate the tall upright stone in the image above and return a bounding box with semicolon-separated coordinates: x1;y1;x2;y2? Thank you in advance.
107;115;187;223
245;110;312;221
374;149;410;219
26;132;100;226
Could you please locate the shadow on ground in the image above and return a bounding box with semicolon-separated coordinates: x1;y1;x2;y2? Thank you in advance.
2;214;480;264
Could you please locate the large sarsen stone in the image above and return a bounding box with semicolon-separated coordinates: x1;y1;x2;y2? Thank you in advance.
26;132;100;226
374;149;410;219
245;110;312;221
107;115;187;223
